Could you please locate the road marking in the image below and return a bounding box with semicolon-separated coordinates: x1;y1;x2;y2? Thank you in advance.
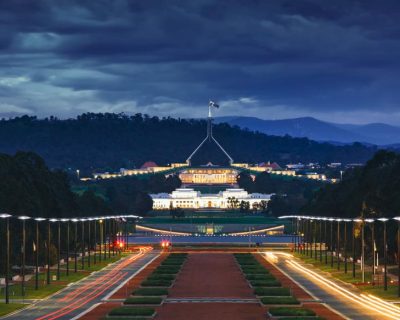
70;302;102;320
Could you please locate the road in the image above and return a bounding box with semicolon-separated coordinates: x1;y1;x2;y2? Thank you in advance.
262;251;400;320
1;248;159;320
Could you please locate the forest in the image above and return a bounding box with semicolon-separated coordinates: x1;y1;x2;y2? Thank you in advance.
0;113;377;173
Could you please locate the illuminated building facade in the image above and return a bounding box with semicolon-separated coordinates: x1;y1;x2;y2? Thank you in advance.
179;167;239;185
150;188;272;210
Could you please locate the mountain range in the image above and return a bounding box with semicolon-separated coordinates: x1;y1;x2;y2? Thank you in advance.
215;116;400;146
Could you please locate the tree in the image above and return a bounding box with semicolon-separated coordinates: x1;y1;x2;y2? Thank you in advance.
239;200;250;213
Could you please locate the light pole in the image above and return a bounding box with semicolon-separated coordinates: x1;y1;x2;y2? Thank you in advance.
34;218;46;289
395;217;400;297
367;219;375;283
1;213;11;304
50;219;60;280
47;219;51;284
378;218;388;291
18;216;30;296
324;218;328;265
329;218;334;267
81;219;86;269
319;218;323;262
88;219;91;268
352;219;356;278
99;219;103;262
72;219;78;273
336;219;342;270
61;219;70;276
93;219;97;264
343;219;351;273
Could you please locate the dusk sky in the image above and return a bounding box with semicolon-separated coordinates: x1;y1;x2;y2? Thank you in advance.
1;0;400;124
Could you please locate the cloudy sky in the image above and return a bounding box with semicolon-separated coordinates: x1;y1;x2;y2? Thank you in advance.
1;0;400;124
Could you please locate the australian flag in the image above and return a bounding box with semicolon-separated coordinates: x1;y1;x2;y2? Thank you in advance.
209;100;219;108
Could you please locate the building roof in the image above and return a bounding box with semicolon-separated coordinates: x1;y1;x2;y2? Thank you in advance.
141;161;158;169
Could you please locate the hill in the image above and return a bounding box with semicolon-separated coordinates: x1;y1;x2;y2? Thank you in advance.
215;116;400;146
302;150;400;217
0;113;377;172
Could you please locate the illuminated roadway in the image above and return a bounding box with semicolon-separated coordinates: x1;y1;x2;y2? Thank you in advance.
263;252;400;320
1;248;159;320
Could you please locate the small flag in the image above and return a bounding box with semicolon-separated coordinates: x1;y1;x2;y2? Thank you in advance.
209;100;219;108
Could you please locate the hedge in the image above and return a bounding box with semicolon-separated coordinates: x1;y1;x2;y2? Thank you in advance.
141;279;172;287
254;287;291;296
250;280;281;287
279;317;325;320
133;288;169;296
269;307;316;316
246;274;276;281
108;307;155;316
260;296;300;305
147;274;175;281
124;297;163;305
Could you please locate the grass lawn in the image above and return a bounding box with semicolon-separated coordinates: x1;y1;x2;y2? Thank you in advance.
295;253;400;300
0;253;124;300
0;303;26;316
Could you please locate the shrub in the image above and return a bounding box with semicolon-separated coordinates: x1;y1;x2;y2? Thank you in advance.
254;287;291;296
260;296;299;305
246;274;276;280
154;267;180;274
124;297;163;305
148;274;175;281
242;269;269;275
108;307;155;316
133;288;169;296
250;280;281;287
269;307;316;316
141;279;172;287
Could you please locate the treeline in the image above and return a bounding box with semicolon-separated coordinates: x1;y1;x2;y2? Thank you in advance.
78;174;182;215
237;171;324;216
302;150;400;218
0;113;376;172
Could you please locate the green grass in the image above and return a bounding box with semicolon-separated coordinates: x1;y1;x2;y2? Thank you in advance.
0;254;123;300
250;280;282;287
108;306;155;316
0;303;26;317
254;287;291;296
295;253;399;300
133;288;169;296
147;274;175;281
269;307;316;316
124;297;163;305
261;296;300;305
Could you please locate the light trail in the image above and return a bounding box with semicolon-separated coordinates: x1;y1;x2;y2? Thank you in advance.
35;247;152;320
286;259;400;319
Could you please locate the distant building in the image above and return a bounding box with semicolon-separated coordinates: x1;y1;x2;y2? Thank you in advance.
179;167;239;185
150;188;272;210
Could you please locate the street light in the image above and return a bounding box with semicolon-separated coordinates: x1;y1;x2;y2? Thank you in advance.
18;216;30;296
365;218;375;283
71;218;79;273
0;213;11;304
50;218;61;280
34;218;46;289
343;219;351;274
336;219;342;270
329;218;334;267
61;218;70;276
378;218;389;291
394;217;400;297
80;219;86;269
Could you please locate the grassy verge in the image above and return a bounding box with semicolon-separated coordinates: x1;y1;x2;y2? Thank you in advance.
0;303;26;317
294;253;399;300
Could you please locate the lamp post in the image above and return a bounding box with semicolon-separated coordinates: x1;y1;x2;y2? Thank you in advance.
395;217;400;297
324;218;328;265
352;219;357;278
99;219;103;262
329;218;334;267
81;219;86;269
343;219;351;274
88;219;91;268
93;219;97;265
1;213;11;304
47;219;51;284
366;219;375;283
50;219;60;281
336;219;342;270
61;219;70;276
108;219;111;258
18;216;30;296
378;218;388;291
319;219;323;262
72;219;78;273
34;218;46;289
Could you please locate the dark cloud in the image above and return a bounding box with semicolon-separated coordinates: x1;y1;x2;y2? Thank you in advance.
0;0;400;124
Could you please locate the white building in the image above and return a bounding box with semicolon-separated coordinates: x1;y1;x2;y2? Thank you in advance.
150;188;273;210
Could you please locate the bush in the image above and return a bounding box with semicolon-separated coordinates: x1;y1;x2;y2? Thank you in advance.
254;287;291;296
133;288;169;296
141;279;172;287
148;274;175;281
260;296;299;305
154;267;180;274
250;280;281;287
269;307;316;316
108;307;155;316
124;297;163;305
242;268;269;275
246;274;276;280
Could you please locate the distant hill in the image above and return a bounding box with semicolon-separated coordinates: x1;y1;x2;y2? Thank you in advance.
0;113;377;172
215;116;400;146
